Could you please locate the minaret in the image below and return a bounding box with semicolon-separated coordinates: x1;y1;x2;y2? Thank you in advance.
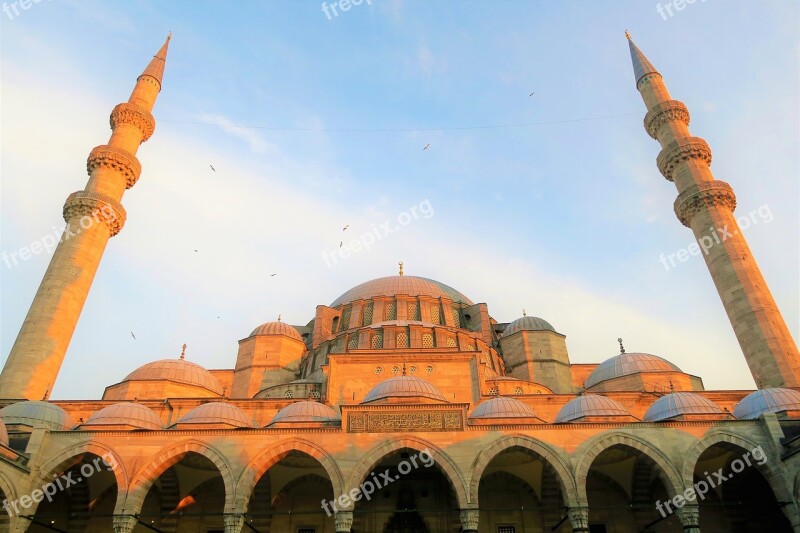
0;36;171;400
626;33;799;388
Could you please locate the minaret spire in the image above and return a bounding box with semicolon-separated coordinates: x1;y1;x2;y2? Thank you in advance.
628;35;800;388
0;37;171;400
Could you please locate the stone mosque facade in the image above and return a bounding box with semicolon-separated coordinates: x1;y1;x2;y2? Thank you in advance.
1;33;799;533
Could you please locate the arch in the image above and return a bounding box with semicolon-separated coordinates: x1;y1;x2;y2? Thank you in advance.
574;432;684;503
344;436;469;509
469;434;578;506
31;441;128;494
124;439;235;514
0;470;18;504
680;430;792;504
235;437;344;511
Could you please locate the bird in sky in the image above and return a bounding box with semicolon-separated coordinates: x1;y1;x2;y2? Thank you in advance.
343;225;349;231
339;241;343;248
270;273;277;277
194;249;198;252
210;165;216;172
423;144;430;151
130;331;136;340
529;91;535;97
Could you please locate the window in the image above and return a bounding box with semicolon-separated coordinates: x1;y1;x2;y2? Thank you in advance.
431;305;441;324
385;301;396;320
374;366;383;374
425;365;434;374
422;333;434;348
488;387;498;396
446;337;457;348
408;302;420;320
392;365;401;374
332;316;339;332
310;389;321;399
514;386;523;395
341;307;351;330
371;334;383;349
396;331;409;348
498;527;516;533
284;389;293;398
452;308;461;327
363;303;374;326
298;529;316;533
347;334;359;350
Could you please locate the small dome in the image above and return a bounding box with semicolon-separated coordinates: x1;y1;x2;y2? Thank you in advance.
268;401;341;426
469;397;536;419
644;392;724;422
331;275;472;307
733;388;800;420
362;376;447;404
0;401;74;431
250;321;303;341
504;316;556;336
83;402;163;429
585;352;681;389
123;359;223;395
176;402;252;428
554;394;631;423
0;419;7;446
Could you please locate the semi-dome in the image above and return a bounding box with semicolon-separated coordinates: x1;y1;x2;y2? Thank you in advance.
554;394;632;423
0;401;74;431
331;275;473;307
175;402;252;428
123;359;224;395
250;321;302;341
504;316;556;336
644;392;725;422
83;402;163;430
733;388;800;420
469;397;536;419
267;401;341;426
362;376;448;404
585;352;681;389
0;419;7;446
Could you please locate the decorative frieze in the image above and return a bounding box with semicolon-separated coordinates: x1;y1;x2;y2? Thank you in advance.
348;410;463;433
87;144;142;189
656;136;712;182
673;180;737;227
63;190;127;236
644;99;690;139
110;102;155;142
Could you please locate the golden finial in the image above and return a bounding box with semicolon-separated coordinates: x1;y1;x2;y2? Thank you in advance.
398;261;404;276
277;314;282;322
625;30;631;40
167;32;172;41
402;362;407;376
617;337;625;354
522;309;527;317
180;343;187;360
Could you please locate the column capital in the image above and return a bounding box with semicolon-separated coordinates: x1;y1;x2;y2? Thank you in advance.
459;508;479;532
224;513;244;533
568;506;590;532
673;180;737;227
334;510;353;533
676;503;701;531
656;136;712;182
112;514;138;533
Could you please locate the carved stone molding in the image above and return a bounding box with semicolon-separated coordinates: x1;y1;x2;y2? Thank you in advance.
87;144;142;189
656;136;712;182
347;409;463;433
110;102;155;142
676;504;700;528
644;100;690;139
568;507;590;531
223;514;244;533
334;510;354;532
459;509;479;532
112;515;137;533
63;190;127;237
674;180;737;227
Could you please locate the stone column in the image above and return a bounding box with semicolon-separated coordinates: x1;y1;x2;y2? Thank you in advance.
676;504;701;533
334;510;353;533
112;515;138;533
568;506;590;532
459;509;479;532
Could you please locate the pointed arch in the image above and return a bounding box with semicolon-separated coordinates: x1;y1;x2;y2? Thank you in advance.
469;434;578;506
31;441;128;494
344;436;468;509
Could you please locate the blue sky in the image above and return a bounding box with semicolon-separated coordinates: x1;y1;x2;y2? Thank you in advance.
1;0;798;398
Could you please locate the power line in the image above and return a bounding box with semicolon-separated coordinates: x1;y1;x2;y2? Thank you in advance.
160;111;644;133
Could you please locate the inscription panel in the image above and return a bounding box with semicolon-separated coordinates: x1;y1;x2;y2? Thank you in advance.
348;410;463;433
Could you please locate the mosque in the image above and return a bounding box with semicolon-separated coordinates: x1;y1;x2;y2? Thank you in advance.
0;32;799;533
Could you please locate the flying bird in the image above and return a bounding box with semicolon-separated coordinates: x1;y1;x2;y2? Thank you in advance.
270;273;277;277
529;91;535;97
423;144;430;151
342;225;349;231
194;249;198;252
130;331;136;340
210;165;216;172
339;241;343;248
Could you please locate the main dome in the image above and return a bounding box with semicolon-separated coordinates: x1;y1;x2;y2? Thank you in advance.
331;276;473;307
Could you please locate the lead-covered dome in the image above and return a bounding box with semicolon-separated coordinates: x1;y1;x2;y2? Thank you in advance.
0;401;74;431
504;316;556;336
554;395;631;423
267;401;341;426
733;388;800;420
644;392;725;422
470;397;537;419
362;376;448;404
123;359;224;395
331;276;472;307
250;321;302;341
585;352;681;389
83;402;163;430
175;402;252;428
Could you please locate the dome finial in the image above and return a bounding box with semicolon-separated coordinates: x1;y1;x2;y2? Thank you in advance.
402;361;407;376
522;308;527;317
180;343;187;360
277;314;282;322
617;337;625;354
398;261;404;276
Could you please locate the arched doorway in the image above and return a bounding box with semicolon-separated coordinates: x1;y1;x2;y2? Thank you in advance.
25;452;117;532
137;451;226;531
244;450;336;532
585;444;681;532
351;448;460;533
477;447;569;532
692;443;791;532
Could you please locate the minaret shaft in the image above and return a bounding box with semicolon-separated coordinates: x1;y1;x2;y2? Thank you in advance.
0;37;170;400
631;39;800;388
